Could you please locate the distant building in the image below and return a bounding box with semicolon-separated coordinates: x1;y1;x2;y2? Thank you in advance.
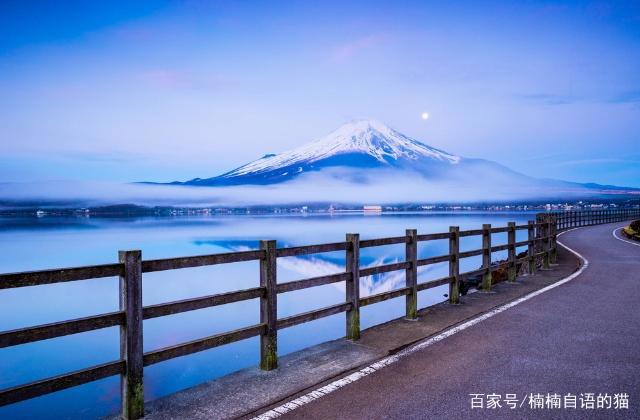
363;205;382;212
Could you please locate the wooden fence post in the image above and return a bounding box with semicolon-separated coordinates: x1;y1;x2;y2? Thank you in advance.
481;224;492;290
527;221;536;275
507;222;516;282
405;229;418;320
449;226;460;304
346;233;360;340
543;218;551;269
550;215;558;264
119;250;144;420
259;240;277;370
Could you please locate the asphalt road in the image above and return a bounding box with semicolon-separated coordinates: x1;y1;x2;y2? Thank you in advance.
277;223;640;419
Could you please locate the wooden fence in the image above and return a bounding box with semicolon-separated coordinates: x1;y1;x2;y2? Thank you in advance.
0;209;638;418
544;208;640;231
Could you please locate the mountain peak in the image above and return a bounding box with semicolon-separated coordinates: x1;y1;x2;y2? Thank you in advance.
331;118;396;137
312;119;454;160
218;120;460;179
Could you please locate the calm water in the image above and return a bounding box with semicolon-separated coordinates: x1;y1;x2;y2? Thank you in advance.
0;212;536;418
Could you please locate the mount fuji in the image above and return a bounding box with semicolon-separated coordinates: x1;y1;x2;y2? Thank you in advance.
171;119;531;187
160;119;637;200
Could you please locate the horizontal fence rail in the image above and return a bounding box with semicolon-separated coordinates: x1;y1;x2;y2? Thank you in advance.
1;209;639;418
545;209;640;231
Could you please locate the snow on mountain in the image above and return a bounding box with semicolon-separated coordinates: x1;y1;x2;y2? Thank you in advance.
142;119;640;200
221;119;460;178
167;119;621;192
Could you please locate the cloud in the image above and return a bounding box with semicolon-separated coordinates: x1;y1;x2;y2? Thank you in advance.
516;93;579;106
273;252;447;297
58;151;141;163
517;89;640;106
331;34;389;62
0;166;629;209
608;90;640;104
555;158;640;166
137;68;231;91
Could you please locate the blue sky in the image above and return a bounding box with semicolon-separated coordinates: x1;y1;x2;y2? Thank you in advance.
1;0;639;187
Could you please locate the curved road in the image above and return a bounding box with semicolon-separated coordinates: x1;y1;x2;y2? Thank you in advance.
266;223;639;419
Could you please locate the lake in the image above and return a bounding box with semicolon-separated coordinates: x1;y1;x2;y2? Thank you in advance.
0;211;537;418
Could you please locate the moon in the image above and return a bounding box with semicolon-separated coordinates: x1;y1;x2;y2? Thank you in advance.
421;112;429;120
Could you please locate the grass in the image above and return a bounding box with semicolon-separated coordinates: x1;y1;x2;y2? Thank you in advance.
623;220;640;242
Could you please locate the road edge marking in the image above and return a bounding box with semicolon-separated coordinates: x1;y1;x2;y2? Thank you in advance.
612;227;640;248
251;228;588;420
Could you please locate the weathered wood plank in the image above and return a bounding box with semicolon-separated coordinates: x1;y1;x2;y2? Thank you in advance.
449;226;460;304
482;224;492;290
276;273;350;294
405;229;418;319
458;229;484;237
458;249;484;259
277;302;351;330
527;221;536;274
359;261;410;277
143;324;265;366
0;311;124;348
143;287;264;320
119;250;144;419
0;360;124;407
416;254;450;266
542;217;551;269
141;250;264;273
490;243;510;252
0;263;123;289
276;242;348;257
416;232;451;241
416;276;452;291
360;287;410;307
490;226;510;233
260;240;277;370
507;222;516;282
345;234;360;340
359;236;407;248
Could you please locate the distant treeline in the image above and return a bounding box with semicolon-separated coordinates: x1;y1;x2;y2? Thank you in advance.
1;199;639;217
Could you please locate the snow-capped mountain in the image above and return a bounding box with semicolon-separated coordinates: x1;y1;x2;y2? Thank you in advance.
223;119;460;176
163;119;637;200
176;119;512;186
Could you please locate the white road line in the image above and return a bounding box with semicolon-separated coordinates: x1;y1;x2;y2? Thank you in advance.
612;227;640;248
252;227;589;419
